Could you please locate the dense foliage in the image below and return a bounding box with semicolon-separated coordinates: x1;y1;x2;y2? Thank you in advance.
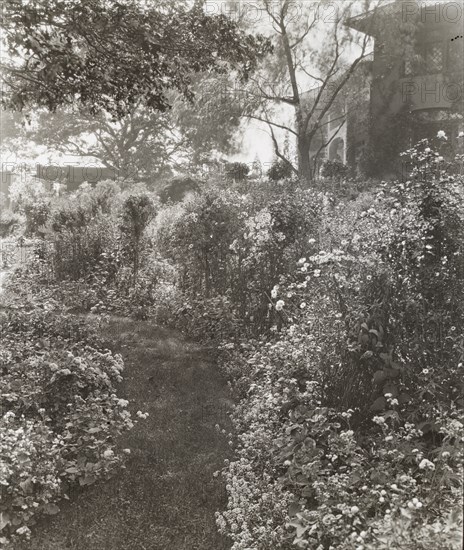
320;159;349;181
0;305;133;546
1;0;271;116
213;137;463;549
154;180;320;339
268;160;295;182
1;134;462;549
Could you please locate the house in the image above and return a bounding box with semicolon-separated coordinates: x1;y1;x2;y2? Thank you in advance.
346;0;464;176
307;0;464;178
36;164;117;192
302;56;373;178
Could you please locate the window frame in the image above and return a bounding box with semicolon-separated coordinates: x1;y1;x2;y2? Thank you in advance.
421;40;444;75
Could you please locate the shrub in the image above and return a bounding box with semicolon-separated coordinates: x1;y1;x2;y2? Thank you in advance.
267;159;294;182
0;307;133;545
154;184;321;337
158;177;200;204
119;193;156;281
23;199;50;236
216;138;464;550
225;162;250;182
321;159;349;180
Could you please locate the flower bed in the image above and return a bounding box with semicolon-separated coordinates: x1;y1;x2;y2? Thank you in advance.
213;140;464;550
0;307;133;546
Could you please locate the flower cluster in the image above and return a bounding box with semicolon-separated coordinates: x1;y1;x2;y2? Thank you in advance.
0;306;133;544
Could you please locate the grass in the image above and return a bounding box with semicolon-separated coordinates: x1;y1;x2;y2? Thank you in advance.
19;317;233;550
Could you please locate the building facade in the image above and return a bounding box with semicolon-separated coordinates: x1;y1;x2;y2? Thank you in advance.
347;0;464;177
309;0;463;179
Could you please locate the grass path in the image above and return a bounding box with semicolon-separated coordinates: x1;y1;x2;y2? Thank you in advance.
21;317;233;550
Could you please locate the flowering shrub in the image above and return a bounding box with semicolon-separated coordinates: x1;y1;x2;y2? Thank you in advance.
0;306;133;545
154;183;321;337
215;137;464;549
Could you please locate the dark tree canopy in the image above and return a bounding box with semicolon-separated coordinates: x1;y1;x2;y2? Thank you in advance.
0;0;271;117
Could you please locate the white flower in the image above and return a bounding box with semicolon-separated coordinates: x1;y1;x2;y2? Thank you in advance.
103;449;114;459
271;287;278;299
373;416;385;425
122;448;131;454
437;130;447;139
385;435;393;442
424;147;431;153
351;506;359;514
298;257;306;264
136;411;149;419
458;131;464;138
308;238;316;244
300;302;307;309
275;300;285;311
418;458;435;471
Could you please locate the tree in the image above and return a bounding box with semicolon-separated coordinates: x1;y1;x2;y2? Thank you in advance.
4;73;247;183
0;0;271;117
236;0;383;183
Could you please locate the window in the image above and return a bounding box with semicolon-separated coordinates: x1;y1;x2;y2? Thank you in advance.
403;42;443;76
423;41;443;74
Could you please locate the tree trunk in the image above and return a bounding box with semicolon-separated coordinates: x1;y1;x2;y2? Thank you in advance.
297;132;312;185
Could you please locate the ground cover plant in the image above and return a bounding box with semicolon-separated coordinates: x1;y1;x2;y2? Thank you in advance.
0;303;133;547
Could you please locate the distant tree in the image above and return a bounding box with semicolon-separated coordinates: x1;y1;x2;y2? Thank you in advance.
4;73;247;183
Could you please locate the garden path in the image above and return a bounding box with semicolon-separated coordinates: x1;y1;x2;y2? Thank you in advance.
20;317;233;550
